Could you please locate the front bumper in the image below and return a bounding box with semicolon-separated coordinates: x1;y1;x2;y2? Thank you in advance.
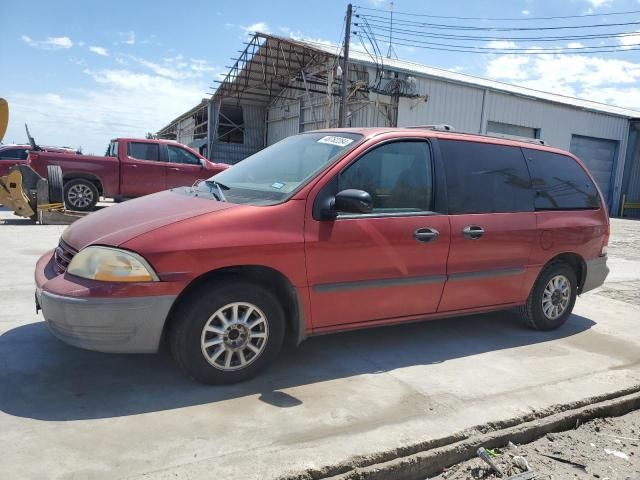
36;288;175;353
582;255;610;294
35;249;177;353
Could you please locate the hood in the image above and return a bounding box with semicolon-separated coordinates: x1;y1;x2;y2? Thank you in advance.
62;189;237;249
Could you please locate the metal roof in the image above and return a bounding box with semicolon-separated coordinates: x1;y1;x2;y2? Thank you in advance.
277;34;640;120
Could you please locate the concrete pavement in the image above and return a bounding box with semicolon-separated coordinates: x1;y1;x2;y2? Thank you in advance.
0;208;639;479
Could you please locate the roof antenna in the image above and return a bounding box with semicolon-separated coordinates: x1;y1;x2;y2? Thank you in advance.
386;1;397;59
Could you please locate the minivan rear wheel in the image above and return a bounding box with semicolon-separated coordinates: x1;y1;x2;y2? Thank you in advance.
518;262;577;330
169;280;285;384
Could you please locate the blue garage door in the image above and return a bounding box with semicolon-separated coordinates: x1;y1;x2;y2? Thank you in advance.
570;135;617;205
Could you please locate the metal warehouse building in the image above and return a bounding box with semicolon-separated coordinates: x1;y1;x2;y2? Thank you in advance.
157;33;640;217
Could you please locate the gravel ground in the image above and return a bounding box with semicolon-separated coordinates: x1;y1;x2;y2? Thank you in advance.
431;410;640;480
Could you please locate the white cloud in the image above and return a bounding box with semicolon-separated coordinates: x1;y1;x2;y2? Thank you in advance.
486;55;531;80
368;0;385;5
567;42;584;48
89;46;109;56
486;40;518;50
4;51;221;154
619;31;640;49
241;22;270;34
485;49;640;110
190;58;217;74
125;54;218;81
288;31;335;47
22;35;73;50
521;10;530;15
587;0;612;7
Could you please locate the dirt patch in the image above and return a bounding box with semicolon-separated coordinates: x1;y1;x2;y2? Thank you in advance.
593;280;640;307
431;410;640;480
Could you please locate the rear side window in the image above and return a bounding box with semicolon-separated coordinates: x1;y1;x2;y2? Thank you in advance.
440;140;533;214
0;148;28;160
128;142;159;161
523;148;600;210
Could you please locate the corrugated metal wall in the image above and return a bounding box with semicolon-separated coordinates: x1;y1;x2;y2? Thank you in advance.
484;91;628;151
176;117;195;145
211;102;265;164
349;93;394;128
267;100;300;145
397;77;485;132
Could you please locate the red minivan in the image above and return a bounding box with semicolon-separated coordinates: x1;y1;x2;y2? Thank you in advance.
35;128;610;384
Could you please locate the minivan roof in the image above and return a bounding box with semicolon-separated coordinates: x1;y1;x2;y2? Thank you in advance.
307;127;572;156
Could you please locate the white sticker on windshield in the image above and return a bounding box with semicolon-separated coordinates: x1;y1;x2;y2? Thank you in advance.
317;135;354;147
271;182;285;189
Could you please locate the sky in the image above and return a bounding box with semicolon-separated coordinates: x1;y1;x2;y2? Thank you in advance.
2;0;640;154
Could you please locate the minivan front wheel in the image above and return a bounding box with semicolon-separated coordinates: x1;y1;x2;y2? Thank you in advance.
170;281;285;384
518;263;577;330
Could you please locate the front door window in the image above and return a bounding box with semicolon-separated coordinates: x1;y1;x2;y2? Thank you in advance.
338;141;433;214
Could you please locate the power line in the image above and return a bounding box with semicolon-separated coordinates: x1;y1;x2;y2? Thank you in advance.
354;4;640;21
358;32;639;52
353;32;640;55
357;13;640;32
359;20;640;42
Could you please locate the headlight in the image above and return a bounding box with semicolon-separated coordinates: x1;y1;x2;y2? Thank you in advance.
67;246;159;282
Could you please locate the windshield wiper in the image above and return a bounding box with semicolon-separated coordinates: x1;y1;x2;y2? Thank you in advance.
204;179;229;202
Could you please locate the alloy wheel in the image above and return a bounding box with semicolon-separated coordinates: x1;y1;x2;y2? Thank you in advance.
541;274;571;320
66;184;95;209
200;302;269;371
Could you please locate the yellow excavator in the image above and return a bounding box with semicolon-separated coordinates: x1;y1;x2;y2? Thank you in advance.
0;99;70;223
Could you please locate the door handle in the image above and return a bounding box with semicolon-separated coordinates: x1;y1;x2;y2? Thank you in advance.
463;225;484;239
128;164;138;168
414;227;439;243
169;167;180;171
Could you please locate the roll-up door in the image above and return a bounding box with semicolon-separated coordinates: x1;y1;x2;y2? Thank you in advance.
569;135;617;204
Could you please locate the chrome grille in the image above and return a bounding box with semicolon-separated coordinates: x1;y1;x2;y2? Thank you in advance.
54;240;77;274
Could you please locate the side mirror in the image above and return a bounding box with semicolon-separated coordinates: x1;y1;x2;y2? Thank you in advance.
334;189;373;214
199;158;207;169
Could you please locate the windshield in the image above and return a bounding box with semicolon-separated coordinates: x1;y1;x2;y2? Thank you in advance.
202;132;363;205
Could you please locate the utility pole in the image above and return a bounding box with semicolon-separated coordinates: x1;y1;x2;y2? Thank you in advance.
339;3;352;128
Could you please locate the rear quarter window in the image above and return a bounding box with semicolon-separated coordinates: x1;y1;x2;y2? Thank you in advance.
522;148;601;210
440;139;533;214
128;142;159;161
0;148;28;160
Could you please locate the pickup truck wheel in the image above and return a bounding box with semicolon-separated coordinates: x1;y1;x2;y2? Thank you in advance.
64;179;98;211
517;262;577;331
47;166;64;205
170;280;285;385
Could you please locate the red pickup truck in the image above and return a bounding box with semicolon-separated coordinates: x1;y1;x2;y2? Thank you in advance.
29;138;228;210
0;144;79;177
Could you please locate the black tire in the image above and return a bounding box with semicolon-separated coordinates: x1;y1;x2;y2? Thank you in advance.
169;280;286;385
517;262;577;331
63;178;99;211
47;165;64;205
